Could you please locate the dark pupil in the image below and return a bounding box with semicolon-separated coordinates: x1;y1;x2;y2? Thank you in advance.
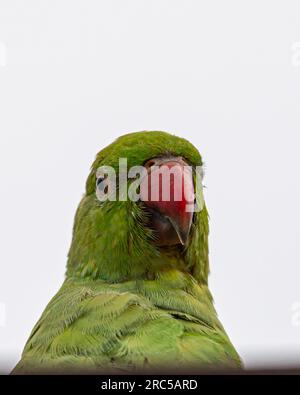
96;177;104;186
97;177;108;194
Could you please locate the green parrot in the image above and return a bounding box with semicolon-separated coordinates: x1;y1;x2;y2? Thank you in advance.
13;131;242;374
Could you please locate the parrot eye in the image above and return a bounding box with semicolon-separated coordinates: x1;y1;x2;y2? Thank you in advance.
96;177;108;194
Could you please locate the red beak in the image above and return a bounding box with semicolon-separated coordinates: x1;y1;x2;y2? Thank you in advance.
140;157;194;246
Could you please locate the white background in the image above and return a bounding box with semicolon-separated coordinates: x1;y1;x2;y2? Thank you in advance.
1;1;300;374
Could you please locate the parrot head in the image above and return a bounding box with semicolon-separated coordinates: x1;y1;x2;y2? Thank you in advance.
67;131;209;284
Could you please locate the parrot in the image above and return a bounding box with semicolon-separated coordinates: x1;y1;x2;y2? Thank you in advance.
13;131;242;374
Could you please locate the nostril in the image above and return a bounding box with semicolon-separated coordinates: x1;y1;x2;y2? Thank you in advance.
145;159;156;169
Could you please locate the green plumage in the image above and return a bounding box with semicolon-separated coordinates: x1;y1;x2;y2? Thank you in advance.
13;131;242;373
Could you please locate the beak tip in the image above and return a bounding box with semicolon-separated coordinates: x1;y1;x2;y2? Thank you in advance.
168;216;190;247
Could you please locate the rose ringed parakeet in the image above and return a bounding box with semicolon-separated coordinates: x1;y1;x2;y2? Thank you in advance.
13;131;241;374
